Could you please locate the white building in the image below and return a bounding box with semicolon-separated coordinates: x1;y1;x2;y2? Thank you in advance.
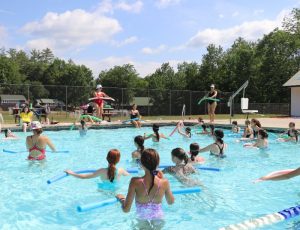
283;70;300;116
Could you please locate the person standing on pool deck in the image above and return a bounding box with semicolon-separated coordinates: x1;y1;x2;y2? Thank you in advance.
26;121;56;161
93;84;112;118
65;149;129;181
116;148;174;225
207;84;218;123
130;104;142;128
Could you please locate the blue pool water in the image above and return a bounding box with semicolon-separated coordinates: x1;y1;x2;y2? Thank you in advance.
0;126;299;230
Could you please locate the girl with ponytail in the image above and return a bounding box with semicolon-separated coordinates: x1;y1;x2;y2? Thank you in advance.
188;143;205;164
144;124;168;142
244;129;268;149
132;135;145;162
163;148;196;177
116;148;174;222
198;129;226;158
65;149;129;185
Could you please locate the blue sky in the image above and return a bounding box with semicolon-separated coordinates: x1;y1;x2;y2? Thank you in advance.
0;0;299;77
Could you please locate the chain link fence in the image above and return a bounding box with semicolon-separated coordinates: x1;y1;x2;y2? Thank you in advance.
0;84;290;119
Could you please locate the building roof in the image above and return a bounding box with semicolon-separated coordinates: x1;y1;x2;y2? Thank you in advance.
39;99;56;104
0;94;26;101
283;70;300;87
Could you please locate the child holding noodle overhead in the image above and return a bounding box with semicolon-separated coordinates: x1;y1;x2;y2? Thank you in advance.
65;149;129;187
116;149;174;224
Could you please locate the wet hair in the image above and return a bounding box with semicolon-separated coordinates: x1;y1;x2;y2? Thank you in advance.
258;129;268;139
214;129;224;144
245;120;251;126
190;143;200;161
232;121;238;125
201;124;207;131
171;148;189;165
141;148;160;193
251;118;262;128
4;129;9;137
80;119;85;128
152;124;160;141
134;135;144;152
185;127;192;137
106;149;121;182
209;124;215;135
289;122;296;128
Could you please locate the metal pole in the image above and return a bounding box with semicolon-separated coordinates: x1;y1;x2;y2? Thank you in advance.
147;88;150;116
169;90;172;116
27;85;30;103
65;86;68;117
121;88;124;120
190;91;192;116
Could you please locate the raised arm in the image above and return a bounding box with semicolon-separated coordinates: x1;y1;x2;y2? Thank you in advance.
143;133;153;140
64;168;104;179
257;167;300;182
198;143;214;153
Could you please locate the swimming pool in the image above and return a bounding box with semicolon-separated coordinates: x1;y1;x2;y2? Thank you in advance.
0;126;299;230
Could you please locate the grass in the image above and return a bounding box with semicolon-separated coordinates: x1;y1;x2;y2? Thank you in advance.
0;110;287;124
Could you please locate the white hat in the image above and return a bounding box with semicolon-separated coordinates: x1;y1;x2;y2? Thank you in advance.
96;84;102;89
31;121;42;130
210;84;215;88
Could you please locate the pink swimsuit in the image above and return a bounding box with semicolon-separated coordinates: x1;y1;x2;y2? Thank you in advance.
28;137;46;161
135;178;163;220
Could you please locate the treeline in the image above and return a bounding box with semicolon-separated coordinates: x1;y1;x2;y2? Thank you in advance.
1;8;300;108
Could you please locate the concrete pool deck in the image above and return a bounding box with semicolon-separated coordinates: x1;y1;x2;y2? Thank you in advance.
1;117;299;132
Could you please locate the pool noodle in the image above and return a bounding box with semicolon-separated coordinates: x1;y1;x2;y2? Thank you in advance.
219;205;300;230
77;187;201;212
198;97;220;105
122;118;139;124
158;165;220;172
89;97;115;101
80;115;102;122
3;149;69;154
47;168;139;184
70;124;75;130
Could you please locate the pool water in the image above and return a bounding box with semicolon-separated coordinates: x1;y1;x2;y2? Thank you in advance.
0;126;299;230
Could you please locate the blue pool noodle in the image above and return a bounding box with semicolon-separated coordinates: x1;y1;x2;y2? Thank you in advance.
122;118;139;124
278;205;300;219
3;149;69;154
47;168;139;184
158;164;220;172
77;187;201;212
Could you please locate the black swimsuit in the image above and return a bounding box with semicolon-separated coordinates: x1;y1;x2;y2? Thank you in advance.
130;111;138;119
208;91;216;105
210;143;225;158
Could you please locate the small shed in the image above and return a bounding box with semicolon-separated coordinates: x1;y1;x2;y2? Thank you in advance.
283;70;300;116
130;97;153;106
0;94;26;110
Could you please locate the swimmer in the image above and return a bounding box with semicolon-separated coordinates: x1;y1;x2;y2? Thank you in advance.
188;143;205;164
250;118;262;138
79;119;89;136
144;124;168;142
65;149;129;182
177;122;191;138
3;129;18;139
198;129;226;158
255;167;300;182
242;120;254;139
116;149;174;222
231;121;240;133
26;121;56;161
244;129;268;148
194;117;204;128
278;122;298;142
132;135;145;163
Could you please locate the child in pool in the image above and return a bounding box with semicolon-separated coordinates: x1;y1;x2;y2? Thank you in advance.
244;129;268;148
277;122;298;142
250;118;262;138
198;129;226;158
65;149;129;182
116;148;174;221
132;135;145;163
79;119;89;136
242;120;253;139
177;124;192;138
188;143;205;164
231;121;240;133
144;124;168;142
3;129;18;139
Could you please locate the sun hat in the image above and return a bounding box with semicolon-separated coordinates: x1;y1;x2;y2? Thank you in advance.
96;84;102;89
210;84;215;88
31;121;42;130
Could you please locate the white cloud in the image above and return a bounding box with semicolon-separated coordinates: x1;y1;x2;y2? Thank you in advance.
97;0;143;14
187;9;288;48
111;36;138;47
21;9;122;52
77;56;183;77
115;1;143;13
142;44;167;55
155;0;181;8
